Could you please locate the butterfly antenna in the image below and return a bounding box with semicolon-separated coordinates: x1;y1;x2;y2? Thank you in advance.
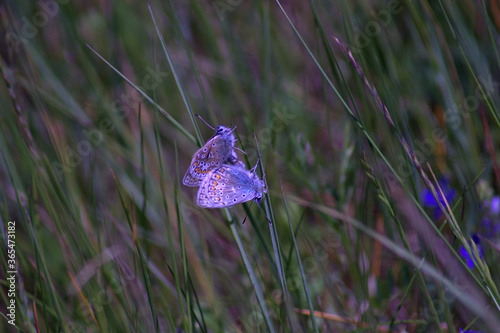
195;114;216;130
234;147;247;155
228;125;238;134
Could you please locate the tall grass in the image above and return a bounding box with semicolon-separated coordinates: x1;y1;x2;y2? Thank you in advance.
1;0;500;331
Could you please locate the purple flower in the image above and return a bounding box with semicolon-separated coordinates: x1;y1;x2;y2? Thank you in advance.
420;178;456;218
458;234;483;269
481;196;500;239
490;196;500;215
459;329;483;333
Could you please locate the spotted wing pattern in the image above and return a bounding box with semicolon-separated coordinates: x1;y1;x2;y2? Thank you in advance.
197;164;265;208
183;127;237;187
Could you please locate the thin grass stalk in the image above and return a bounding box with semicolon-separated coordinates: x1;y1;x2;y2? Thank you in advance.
360;152;443;331
478;0;500;70
331;37;458;230
256;265;288;329
288;195;500;331
226;213;277;333
4;154;66;330
86;45;196;145
174;142;193;332
281;180;319;333
26;175;51;333
166;0;216;123
148;4;203;146
253;133;293;328
274;0;404;194
114;180;160;332
153;111;177;332
275;3;456;330
188;275;208;333
387;273;417;332
436;0;500;127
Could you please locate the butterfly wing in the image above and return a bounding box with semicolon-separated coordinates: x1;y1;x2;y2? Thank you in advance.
196;165;258;208
196;171;215;208
183;135;231;186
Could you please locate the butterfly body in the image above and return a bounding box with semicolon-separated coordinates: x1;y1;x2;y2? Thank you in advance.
197;164;266;208
183;126;238;187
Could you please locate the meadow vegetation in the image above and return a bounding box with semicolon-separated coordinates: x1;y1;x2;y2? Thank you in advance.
1;0;500;331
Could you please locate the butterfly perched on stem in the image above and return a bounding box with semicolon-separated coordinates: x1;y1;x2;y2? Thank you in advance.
197;162;267;208
183;115;240;187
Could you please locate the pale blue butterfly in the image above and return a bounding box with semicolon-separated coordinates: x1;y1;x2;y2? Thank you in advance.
197;161;267;208
183;115;239;187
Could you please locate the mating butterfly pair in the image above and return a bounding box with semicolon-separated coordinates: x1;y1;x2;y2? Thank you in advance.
183;115;267;208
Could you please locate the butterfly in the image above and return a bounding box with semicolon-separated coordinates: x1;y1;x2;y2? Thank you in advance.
197;162;267;208
183;115;239;187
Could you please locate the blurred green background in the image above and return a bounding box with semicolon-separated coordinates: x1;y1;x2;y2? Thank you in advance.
1;0;500;332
